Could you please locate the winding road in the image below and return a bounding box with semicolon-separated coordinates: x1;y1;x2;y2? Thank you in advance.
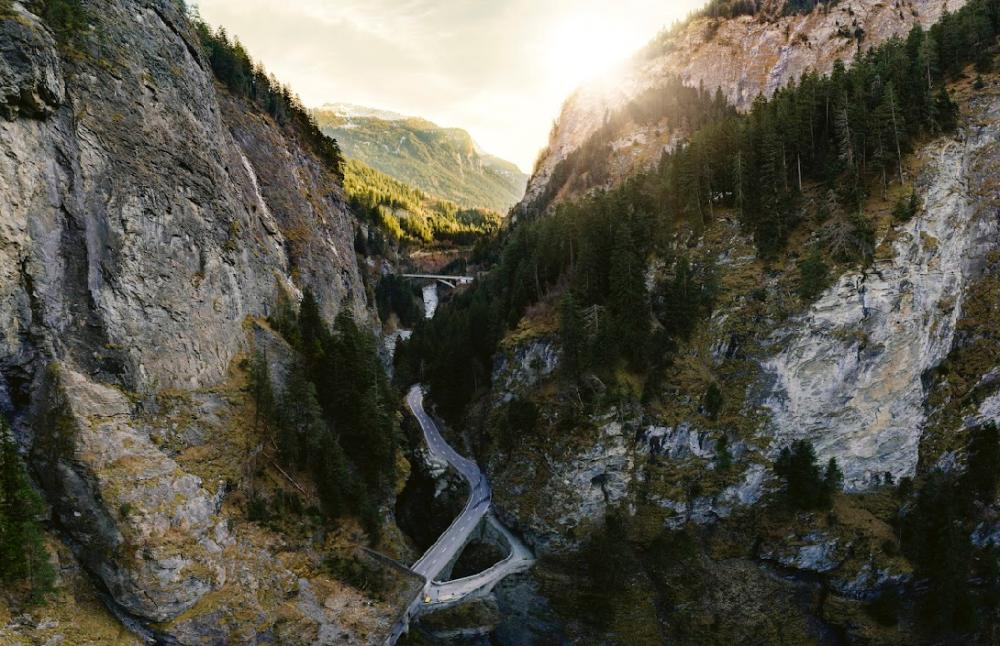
405;385;534;606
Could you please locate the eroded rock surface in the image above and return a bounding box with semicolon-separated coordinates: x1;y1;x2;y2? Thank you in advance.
0;0;378;641
763;94;1000;489
0;5;64;119
524;0;967;208
34;366;228;622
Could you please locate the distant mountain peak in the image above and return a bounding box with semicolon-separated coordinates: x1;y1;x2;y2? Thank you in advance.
317;102;409;122
313;104;528;212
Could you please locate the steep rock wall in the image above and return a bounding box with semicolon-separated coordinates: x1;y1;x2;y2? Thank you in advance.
762;87;1000;489
0;0;374;638
0;0;365;397
524;0;967;209
489;78;1000;559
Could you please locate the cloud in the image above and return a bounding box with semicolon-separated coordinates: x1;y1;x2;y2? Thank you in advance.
196;0;705;171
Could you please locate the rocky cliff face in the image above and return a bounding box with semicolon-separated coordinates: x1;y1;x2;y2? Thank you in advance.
493;76;1000;552
0;1;383;642
523;0;967;209
762;102;1000;489
0;0;364;395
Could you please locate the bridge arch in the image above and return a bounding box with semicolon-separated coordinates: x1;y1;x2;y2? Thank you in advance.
386;387;534;643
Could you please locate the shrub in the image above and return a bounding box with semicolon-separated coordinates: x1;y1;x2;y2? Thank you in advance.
506;399;539;436
774;440;840;509
325;551;389;600
703;383;724;419
963;422;999;502
892;192;921;222
797;248;830;301
36;0;90;47
865;587;901;626
715;434;732;471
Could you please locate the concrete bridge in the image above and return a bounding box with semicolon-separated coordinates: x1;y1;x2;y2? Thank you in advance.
385;386;534;643
399;274;475;289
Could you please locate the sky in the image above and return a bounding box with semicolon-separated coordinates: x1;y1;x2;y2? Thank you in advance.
194;0;705;172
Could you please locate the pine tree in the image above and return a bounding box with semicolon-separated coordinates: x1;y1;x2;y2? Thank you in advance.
328;311;397;494
657;257;709;340
297;289;328;370
0;421;54;602
276;363;322;466
893;192;920;222
715;434;732;471
559;292;585;381
313;431;351;519
703;383;724;419
798;248;830;301
823;457;844;498
775;440;833;510
249;353;274;432
933;86;959;133
963;422;999;503
608;223;649;369
835;100;864;214
875;82;906;187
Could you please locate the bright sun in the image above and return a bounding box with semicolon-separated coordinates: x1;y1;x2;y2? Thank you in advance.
545;14;637;94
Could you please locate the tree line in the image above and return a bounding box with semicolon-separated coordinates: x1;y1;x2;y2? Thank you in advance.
396;181;719;420
0;419;54;604
523;77;736;218
253;292;399;539
399;0;1000;422
899;423;1000;637
192;17;345;179
344;158;502;247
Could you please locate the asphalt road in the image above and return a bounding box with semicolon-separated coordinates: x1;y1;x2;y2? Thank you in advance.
405;385;533;606
408;385;491;581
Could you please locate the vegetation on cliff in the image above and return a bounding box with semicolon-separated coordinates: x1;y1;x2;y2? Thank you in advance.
193;18;345;179
314;107;528;213
398;1;1000;642
0;419;53;604
344;158;503;247
700;0;840;20
254;292;401;539
33;0;88;45
402;0;998;420
774;440;843;509
901;423;1000;636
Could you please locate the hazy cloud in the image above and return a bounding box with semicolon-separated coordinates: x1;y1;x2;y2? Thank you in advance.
195;0;705;170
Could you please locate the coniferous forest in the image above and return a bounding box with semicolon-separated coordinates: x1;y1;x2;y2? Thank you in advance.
254;292;400;539
0;420;53;604
396;2;1000;636
193;19;346;178
2;0;1000;641
400;0;998;420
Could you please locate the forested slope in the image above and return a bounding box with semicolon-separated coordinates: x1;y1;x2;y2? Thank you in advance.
398;0;1000;641
314;106;528;213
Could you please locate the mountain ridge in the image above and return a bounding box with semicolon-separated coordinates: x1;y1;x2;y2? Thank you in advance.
521;0;968;215
313;104;528;213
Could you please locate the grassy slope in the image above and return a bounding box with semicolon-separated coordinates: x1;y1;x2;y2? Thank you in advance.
344;157;503;246
314;110;527;213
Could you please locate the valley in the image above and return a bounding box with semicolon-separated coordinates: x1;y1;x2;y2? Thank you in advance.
1;0;1000;644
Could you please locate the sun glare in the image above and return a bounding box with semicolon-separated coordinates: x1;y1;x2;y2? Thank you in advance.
545;14;637;95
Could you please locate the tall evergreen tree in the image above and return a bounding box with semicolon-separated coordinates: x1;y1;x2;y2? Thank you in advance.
559;292;586;380
0;420;54;602
608;224;650;369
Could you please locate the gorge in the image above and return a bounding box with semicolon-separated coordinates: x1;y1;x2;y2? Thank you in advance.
2;0;1000;644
